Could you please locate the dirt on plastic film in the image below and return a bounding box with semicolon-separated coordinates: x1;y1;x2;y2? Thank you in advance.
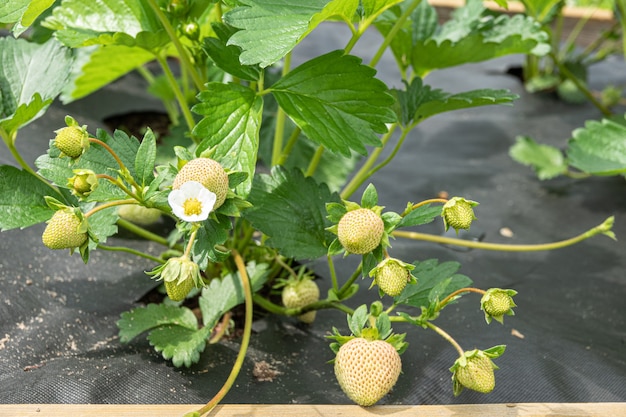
1;26;626;405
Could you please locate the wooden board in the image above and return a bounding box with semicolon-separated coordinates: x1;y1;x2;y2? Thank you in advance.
1;403;625;417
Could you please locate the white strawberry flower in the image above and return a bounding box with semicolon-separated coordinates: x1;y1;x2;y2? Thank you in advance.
168;180;216;222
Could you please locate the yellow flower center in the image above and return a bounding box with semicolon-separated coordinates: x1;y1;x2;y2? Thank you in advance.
183;198;203;216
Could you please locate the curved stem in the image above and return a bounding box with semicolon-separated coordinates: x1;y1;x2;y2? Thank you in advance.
365;127;410;180
369;0;422;68
252;293;354;316
193;250;253;417
277;127;302;166
84;199;137;218
183;226;200;258
116;218;172;247
209;312;233;344
437;287;486;311
337;263;363;298
146;0;204;91
401;198;448;216
340;124;397;199
97;244;165;264
88;138;142;190
392;216;614;251
425;322;464;357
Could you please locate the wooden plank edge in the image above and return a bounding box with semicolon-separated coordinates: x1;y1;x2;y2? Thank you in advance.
1;403;625;417
429;0;615;20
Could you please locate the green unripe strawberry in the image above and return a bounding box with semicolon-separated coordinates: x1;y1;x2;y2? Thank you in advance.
453;353;496;394
481;288;517;324
337;208;384;254
42;210;88;250
281;278;320;324
372;258;412;297
173;158;229;209
118;204;162;226
334;337;402;406
442;197;478;233
164;277;194;302
54;126;89;159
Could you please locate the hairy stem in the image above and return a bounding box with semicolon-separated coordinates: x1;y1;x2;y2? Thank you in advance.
425;322;464;357
97;244;165;264
116;218;172;247
437;287;486;311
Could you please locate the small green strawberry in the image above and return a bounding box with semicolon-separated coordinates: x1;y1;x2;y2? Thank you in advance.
147;255;202;302
54;125;90;159
173;158;229;209
370;258;415;297
281;277;320;324
118;204;162;226
164;277;195;302
450;347;504;395
442;197;478;233
481;288;517;324
67;169;98;199
334;337;402;406
337;208;384;255
42;209;88;250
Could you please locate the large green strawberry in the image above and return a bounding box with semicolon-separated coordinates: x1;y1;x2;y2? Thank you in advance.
451;349;499;395
334;337;402;406
371;258;414;297
173;158;229;209
337;208;384;254
281;278;320;324
42;209;88;250
54;125;89;159
164;278;195;302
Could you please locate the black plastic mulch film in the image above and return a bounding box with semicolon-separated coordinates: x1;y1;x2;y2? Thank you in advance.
1;27;625;404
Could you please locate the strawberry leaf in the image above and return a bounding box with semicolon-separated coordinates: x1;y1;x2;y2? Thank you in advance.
117;303;200;343
199;261;269;329
0;166;56;231
398;204;442;228
360;184;379;209
192;83;263;196
148;325;211;368
223;0;329;67
566;118;626;175
0;37;73;138
0;0;56;36
135;128;157;187
348;304;369;336
271;50;397;156
43;0;167;50
395;259;472;308
509;136;568;179
203;23;261;81
243;166;340;260
192;214;232;268
391;78;518;127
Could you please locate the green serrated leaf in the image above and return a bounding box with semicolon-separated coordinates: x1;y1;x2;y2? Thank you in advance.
395;259;472;308
0;0;56;36
223;0;329;67
271;50;396;156
567;119;626;175
85;205;119;246
117;303;199;343
510;136;568;179
398;204;442;228
192;83;262;196
135;128;157;187
412;2;549;76
243;166;340;260
0;166;56;231
203;23;261;81
375;313;392;340
199;262;269;329
192;215;232;269
0;37;73;137
149;325;211;367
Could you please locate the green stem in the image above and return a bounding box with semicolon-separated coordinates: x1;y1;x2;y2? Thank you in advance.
84;199;137;218
401;198;448;216
327;255;339;293
437;287;486;311
340;124;397;199
116;218;172;247
146;0;204;91
155;54;198;139
277;127;302;166
252;294;354;316
364;126;410;180
337;263;363;298
392;216;615;251
183;226;200;258
271;52;292;166
369;0;422;68
305;146;324;177
97;244;165;264
550;52;612;117
425;322;464;357
193;250;253;417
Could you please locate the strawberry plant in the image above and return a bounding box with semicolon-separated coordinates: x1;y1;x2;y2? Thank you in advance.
0;0;618;413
